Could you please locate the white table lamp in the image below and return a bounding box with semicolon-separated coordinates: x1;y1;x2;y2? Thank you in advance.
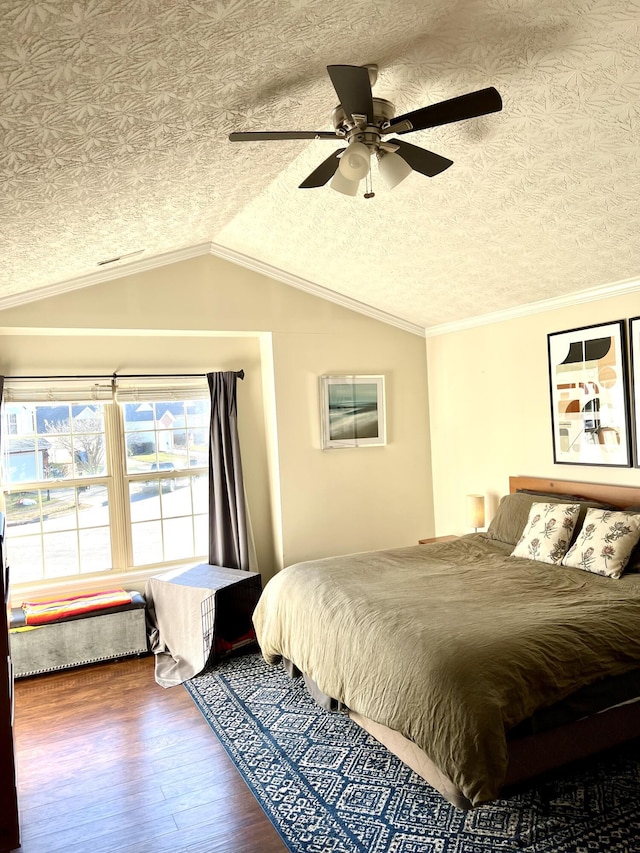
467;494;485;532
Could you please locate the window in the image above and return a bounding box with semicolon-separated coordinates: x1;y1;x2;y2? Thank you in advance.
1;384;210;588
123;399;209;566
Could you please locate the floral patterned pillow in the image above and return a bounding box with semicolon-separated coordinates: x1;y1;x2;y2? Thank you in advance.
561;508;640;578
511;502;580;564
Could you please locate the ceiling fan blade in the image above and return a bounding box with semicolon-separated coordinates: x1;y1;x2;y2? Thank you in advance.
299;150;343;188
327;65;374;124
387;87;502;134
229;131;337;141
392;139;453;177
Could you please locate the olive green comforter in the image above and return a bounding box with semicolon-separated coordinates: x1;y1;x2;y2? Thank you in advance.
253;535;640;806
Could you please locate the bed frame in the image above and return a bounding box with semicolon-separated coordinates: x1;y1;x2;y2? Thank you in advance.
507;474;640;508
347;476;640;809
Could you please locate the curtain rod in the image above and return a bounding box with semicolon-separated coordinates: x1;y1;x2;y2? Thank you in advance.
3;370;245;381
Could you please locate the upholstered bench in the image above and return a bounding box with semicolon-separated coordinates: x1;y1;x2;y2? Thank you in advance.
9;591;149;677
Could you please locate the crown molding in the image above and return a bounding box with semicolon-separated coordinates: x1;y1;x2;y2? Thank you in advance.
2;240;638;340
0;243;212;311
424;275;640;337
0;240;425;337
207;242;426;337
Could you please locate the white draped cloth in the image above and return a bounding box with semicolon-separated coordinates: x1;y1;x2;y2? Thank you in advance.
146;563;222;688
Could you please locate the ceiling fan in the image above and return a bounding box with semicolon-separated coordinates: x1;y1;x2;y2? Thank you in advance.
229;64;502;197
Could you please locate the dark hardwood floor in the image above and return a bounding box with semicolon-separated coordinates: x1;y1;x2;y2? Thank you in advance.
11;655;288;853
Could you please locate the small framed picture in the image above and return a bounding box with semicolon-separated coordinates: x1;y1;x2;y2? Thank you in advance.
320;375;386;449
547;320;631;467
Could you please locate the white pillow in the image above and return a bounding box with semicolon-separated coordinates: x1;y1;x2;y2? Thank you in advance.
561;508;640;579
511;502;580;565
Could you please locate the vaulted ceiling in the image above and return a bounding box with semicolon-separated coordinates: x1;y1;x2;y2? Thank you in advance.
2;0;639;331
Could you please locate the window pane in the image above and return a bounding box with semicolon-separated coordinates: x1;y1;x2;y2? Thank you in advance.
5;485;112;584
163;517;195;561
131;520;163;565
124;399;210;475
73;408;105;434
192;473;207;509
43;530;79;578
79;528;112;573
7;537;43;584
77;484;110;527
129;481;161;522
2;403;107;483
72;433;107;478
155;400;185;426
5;440;46;484
186;401;209;467
194;513;208;554
41;488;78;532
123;402;154;432
6;490;42;529
161;477;191;518
128;472;207;567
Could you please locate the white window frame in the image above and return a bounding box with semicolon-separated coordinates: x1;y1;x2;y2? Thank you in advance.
1;377;210;603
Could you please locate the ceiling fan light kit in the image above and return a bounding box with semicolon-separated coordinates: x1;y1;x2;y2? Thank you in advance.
338;141;371;180
229;65;502;198
377;150;413;189
330;170;360;196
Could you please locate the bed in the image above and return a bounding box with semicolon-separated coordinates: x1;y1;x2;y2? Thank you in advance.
252;476;640;809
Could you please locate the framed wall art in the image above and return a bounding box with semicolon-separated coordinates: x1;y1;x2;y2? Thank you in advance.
628;316;640;467
547;320;631;467
320;375;386;449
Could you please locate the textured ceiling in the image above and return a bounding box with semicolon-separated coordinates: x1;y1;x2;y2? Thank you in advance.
1;0;640;330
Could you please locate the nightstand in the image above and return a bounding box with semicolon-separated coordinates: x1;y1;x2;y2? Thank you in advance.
418;535;457;544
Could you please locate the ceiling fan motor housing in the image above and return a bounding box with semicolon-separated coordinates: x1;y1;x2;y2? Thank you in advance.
331;97;396;151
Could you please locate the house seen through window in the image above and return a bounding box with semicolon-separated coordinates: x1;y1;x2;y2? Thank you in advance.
1;392;210;586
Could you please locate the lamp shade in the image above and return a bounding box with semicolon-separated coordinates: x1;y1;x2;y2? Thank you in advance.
338;142;371;181
378;151;412;189
330;170;360;196
466;494;485;531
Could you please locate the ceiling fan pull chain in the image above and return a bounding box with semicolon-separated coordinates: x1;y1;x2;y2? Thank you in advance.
364;168;375;199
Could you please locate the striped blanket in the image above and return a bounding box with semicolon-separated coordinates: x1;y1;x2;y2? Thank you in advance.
22;589;133;626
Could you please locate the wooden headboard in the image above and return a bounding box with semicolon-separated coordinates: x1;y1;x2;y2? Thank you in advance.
509;476;640;510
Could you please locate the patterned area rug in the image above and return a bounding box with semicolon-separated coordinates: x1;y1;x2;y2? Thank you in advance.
185;653;640;853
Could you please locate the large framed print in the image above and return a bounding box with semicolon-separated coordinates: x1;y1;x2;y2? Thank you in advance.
629;317;640;467
320;375;386;449
547;320;631;467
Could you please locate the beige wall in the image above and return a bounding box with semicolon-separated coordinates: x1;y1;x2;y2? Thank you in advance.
0;254;434;588
271;328;432;566
427;292;640;536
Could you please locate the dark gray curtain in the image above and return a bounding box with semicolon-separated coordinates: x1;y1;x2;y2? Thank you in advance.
207;371;249;570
